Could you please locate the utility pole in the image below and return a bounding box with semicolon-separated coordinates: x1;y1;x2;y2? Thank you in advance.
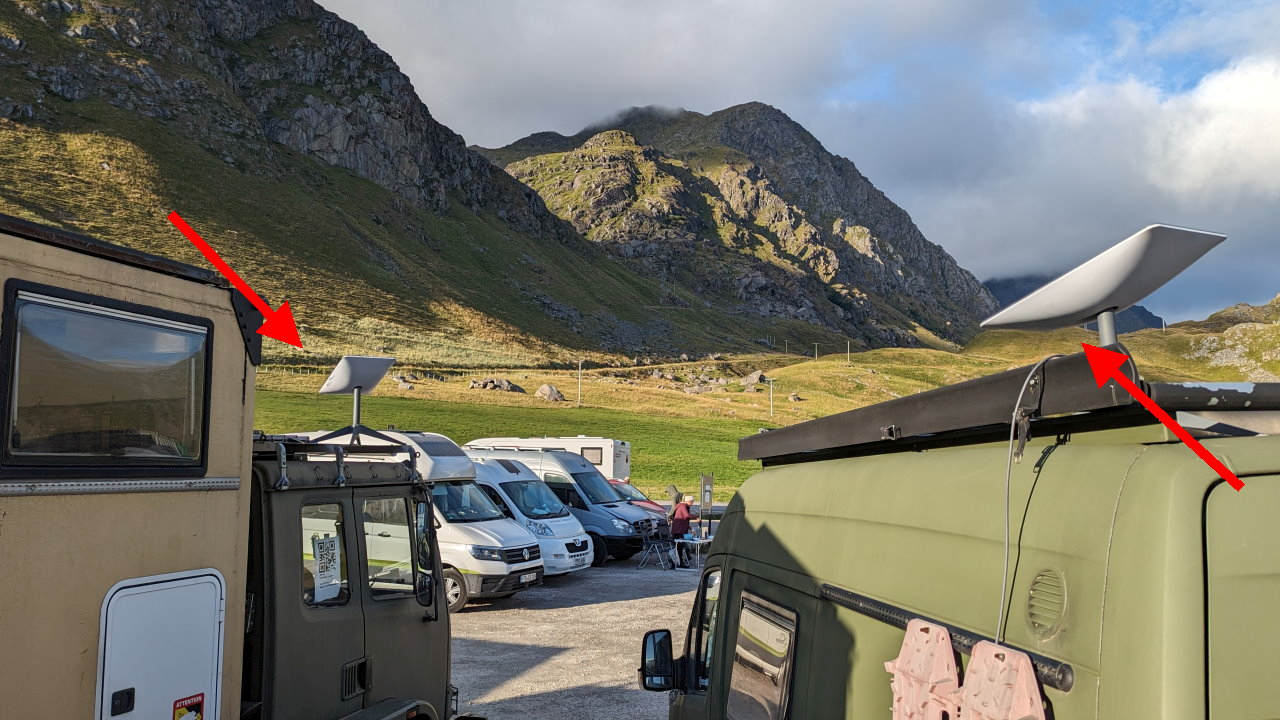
847;340;851;366
784;339;788;355
813;343;819;361
577;360;583;407
768;378;775;417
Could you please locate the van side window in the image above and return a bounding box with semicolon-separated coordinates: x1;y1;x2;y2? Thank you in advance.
301;503;349;607
694;568;722;691
477;485;512;517
3;288;210;470
725;593;797;720
545;477;585;509
361;497;415;599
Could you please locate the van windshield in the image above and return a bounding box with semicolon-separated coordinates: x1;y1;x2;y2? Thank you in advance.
430;481;506;523
572;469;624;504
500;480;569;520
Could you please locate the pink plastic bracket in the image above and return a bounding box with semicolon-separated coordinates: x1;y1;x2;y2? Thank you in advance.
884;619;961;720
953;641;1046;720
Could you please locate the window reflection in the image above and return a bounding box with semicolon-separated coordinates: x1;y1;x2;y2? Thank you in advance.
363;497;415;599
726;595;797;720
8;294;206;462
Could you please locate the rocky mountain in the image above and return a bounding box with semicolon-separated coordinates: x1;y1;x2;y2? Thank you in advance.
477;104;998;348
984;275;1165;334
1181;294;1280;381
0;1;994;364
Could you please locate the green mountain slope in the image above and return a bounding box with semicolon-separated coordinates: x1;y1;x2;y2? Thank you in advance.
0;0;860;366
478;104;999;347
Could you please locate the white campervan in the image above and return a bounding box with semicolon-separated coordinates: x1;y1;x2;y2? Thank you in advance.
470;457;594;575
466;436;631;480
299;429;544;612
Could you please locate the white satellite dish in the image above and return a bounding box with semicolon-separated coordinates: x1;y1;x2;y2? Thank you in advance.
315;355;395;443
981;224;1224;345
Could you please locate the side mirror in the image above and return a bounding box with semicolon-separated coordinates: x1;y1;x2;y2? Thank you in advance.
639;629;675;691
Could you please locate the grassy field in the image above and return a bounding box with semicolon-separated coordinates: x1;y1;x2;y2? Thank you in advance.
253;313;1277;500
255;390;763;501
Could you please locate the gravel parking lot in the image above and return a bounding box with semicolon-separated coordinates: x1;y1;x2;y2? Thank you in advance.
451;561;703;719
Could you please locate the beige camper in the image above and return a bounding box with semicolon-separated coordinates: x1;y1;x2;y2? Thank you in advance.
0;214;257;719
0;214;460;720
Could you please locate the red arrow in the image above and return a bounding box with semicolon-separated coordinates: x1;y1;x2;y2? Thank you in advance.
167;212;303;348
1082;344;1243;491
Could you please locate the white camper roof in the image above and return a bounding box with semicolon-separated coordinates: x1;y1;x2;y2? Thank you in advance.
472;456;541;485
301;429;474;482
466;436;627;448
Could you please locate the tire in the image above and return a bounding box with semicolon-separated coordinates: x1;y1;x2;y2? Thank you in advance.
589;534;608;567
443;568;468;613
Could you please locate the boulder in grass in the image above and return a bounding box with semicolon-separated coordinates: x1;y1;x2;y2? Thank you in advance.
788;392;803;402
468;377;526;393
536;384;567;402
741;370;767;385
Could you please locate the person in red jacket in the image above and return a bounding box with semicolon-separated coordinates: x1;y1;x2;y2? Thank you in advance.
666;485;697;567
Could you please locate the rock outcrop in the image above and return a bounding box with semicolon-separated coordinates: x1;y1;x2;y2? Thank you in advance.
481;104;999;345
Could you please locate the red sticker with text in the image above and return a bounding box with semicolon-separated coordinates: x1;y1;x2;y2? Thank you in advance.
173;693;204;720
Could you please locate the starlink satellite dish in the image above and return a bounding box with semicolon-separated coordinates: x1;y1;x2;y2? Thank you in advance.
981;224;1225;345
315;355;395;444
318;355;395;395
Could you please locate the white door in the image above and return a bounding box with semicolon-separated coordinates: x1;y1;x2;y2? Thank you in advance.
97;570;225;720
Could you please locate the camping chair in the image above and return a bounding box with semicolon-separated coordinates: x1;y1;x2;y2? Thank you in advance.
636;518;676;570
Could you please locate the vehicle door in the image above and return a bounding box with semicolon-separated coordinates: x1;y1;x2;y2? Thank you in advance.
266;484;366;719
352;486;447;708
671;565;723;719
700;566;818;720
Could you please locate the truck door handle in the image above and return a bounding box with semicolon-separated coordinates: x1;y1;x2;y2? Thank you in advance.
377;531;391;537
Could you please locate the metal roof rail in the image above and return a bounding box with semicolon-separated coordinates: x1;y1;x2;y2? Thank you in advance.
738;351;1280;466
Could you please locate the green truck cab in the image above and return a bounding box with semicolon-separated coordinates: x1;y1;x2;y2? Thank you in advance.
644;411;1279;718
641;226;1280;719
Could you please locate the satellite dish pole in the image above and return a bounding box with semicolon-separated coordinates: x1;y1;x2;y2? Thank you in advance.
1096;310;1118;348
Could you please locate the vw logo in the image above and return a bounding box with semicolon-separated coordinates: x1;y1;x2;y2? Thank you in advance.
522;548;530;561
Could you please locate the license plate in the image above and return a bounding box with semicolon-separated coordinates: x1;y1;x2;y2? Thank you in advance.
572;556;588;567
520;572;538;583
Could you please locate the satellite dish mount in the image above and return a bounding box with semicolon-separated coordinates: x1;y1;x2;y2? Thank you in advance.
981;224;1225;347
312;355;399;445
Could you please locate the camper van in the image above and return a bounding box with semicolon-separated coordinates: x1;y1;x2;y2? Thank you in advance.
464;447;657;565
467;435;631;480
470;456;594;575
0;214;461;720
639;225;1280;719
300;428;544;613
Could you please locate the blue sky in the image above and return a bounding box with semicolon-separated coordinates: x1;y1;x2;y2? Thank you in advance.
321;0;1279;321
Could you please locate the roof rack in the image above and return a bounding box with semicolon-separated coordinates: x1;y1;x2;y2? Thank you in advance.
251;433;423;490
739;350;1280;466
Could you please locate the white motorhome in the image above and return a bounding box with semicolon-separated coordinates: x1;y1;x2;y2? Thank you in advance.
300;429;544;613
467;436;631;480
470;457;594;575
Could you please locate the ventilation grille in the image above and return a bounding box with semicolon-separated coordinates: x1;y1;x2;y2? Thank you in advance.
1026;570;1067;638
341;658;368;700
